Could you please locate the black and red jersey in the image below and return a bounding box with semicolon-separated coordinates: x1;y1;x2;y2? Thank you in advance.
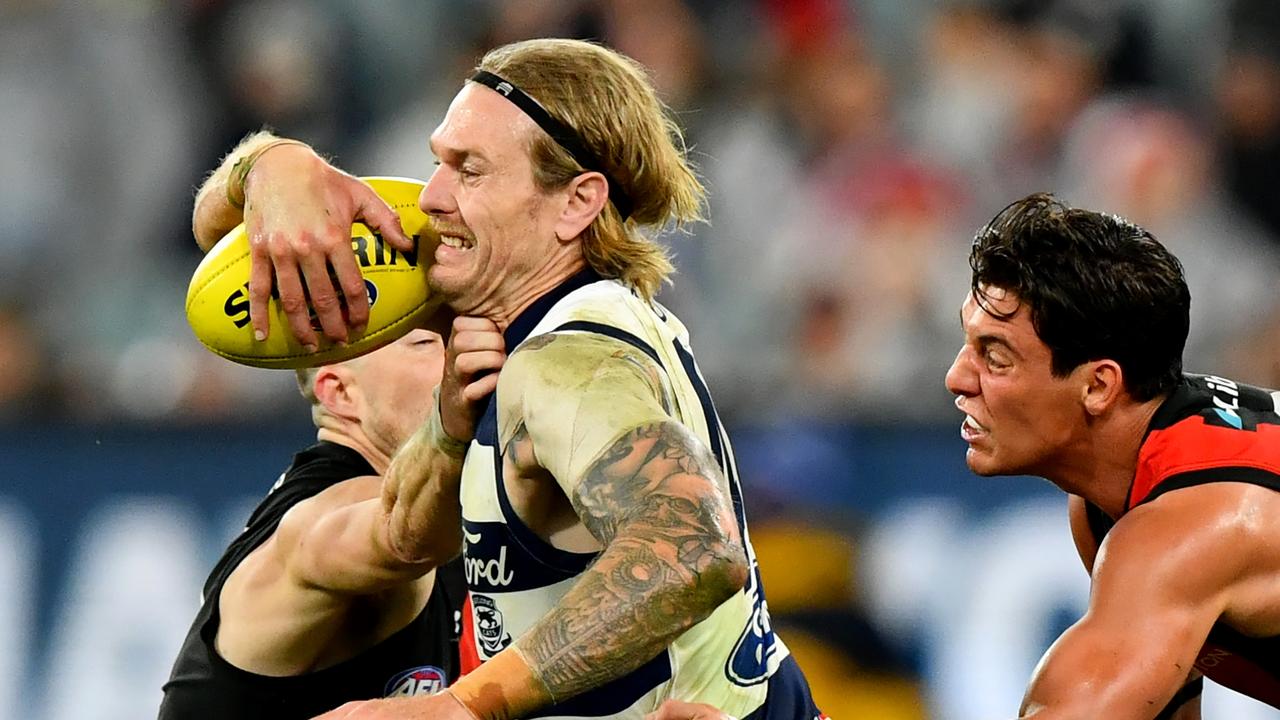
1086;373;1280;708
159;441;467;720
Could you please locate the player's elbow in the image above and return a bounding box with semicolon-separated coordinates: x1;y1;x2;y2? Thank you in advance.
670;496;750;607
699;534;750;606
623;518;748;617
722;538;752;594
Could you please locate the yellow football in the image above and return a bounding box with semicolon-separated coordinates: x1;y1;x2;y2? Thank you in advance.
185;176;441;369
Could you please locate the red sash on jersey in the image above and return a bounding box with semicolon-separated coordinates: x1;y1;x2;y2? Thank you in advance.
459;593;482;675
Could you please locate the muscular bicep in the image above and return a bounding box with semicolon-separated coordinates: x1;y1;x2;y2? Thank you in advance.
1022;609;1204;718
570;420;743;554
501;332;673;497
270;477;438;594
1023;495;1242;718
500;332;740;549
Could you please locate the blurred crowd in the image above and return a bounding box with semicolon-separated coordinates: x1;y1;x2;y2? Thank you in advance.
3;0;1280;427
8;2;1280;716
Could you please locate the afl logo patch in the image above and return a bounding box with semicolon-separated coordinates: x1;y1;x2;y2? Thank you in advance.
384;665;447;697
364;280;379;307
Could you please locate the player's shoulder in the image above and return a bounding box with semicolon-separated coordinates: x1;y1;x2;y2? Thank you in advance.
1079;484;1280;621
535;277;684;344
505;327;661;384
496;327;668;434
285;474;381;518
263;474;381;560
1108;482;1274;572
249;444;379;556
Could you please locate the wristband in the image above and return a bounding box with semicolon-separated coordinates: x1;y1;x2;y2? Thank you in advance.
442;689;482;720
428;386;470;459
513;644;558;706
225;139;309;209
449;647;553;720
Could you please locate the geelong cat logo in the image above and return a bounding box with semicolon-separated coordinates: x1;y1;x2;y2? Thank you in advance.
384;665;447;697
472;594;512;656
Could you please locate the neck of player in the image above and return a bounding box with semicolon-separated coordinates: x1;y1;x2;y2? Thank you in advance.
458;254;589;333
316;426;393;476
1041;396;1166;519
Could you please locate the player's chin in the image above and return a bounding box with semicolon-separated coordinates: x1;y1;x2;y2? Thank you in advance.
964;447;1004;477
427;268;468;300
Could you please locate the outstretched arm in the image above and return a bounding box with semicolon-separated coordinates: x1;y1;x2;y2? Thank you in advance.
216;474;442;676
218;319;504;674
1018;485;1262;720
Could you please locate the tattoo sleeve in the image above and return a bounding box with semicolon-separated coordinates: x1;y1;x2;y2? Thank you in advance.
513;420;748;701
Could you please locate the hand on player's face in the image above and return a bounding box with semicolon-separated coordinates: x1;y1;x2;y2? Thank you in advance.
437;316;506;442
243;145;413;350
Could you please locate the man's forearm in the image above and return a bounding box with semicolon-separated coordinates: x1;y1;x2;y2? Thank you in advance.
1019;676;1204;720
515;421;748;701
380;400;468;566
515;523;746;699
192;130;299;251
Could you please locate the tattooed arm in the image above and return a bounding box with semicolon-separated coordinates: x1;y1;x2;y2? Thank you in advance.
518;419;748;697
446;332;750;720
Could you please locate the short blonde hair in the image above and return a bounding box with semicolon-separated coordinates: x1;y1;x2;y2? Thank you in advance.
294;367;324;427
477;39;706;301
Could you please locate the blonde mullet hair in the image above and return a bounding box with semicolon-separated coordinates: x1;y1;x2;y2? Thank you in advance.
477;39;706;301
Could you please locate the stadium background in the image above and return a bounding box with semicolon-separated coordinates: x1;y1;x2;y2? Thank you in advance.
3;0;1280;717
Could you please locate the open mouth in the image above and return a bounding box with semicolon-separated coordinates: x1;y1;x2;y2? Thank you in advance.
960;414;988;442
439;234;475;250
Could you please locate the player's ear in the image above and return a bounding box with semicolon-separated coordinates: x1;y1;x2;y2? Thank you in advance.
314;365;361;421
554;171;608;242
1081;359;1124;416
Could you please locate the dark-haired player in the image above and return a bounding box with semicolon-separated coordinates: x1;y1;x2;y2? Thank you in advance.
946;192;1280;719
